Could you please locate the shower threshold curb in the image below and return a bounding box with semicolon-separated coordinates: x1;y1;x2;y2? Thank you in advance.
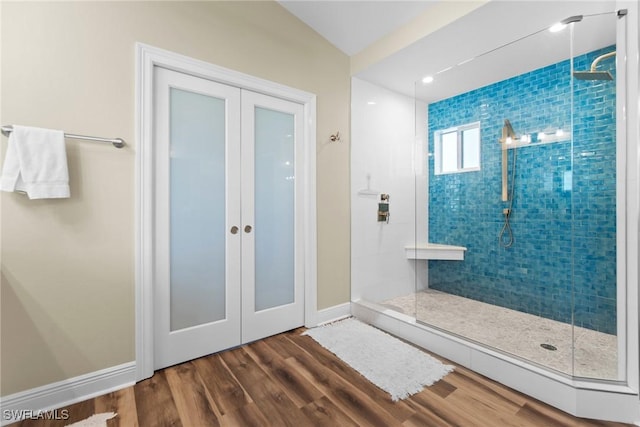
351;300;639;424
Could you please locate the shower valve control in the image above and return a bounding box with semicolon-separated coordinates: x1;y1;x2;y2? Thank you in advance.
378;194;390;223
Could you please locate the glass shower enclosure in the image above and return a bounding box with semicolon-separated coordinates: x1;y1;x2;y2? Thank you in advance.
351;3;630;407
410;10;621;381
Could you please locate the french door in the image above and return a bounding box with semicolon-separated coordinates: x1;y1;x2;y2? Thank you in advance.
153;67;304;369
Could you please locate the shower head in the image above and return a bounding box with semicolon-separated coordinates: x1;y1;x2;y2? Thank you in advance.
573;51;615;81
573;70;613;81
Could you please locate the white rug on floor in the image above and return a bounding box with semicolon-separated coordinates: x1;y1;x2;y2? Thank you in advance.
65;412;116;427
303;318;454;401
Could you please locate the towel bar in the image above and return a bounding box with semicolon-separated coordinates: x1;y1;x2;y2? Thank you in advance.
1;125;125;149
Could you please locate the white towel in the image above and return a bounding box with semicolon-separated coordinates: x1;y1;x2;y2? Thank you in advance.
1;125;70;199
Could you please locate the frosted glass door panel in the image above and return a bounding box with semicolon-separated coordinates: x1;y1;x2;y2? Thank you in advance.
254;107;295;311
170;88;226;331
154;66;241;370
241;90;304;344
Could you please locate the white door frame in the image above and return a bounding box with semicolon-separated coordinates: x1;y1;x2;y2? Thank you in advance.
135;43;318;381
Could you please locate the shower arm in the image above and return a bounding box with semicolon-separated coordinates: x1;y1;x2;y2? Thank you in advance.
590;51;616;72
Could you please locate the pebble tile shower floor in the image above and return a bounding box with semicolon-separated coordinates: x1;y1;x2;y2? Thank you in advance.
382;289;617;379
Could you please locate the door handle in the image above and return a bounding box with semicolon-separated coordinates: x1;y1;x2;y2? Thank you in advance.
244;225;252;233
230;226;239;234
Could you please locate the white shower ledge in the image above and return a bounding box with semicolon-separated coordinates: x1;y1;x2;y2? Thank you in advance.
405;243;466;260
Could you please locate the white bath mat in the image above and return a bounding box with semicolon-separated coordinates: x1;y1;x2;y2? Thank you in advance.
65;412;116;427
303;318;454;401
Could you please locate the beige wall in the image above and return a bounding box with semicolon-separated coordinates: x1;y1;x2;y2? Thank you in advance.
0;1;351;396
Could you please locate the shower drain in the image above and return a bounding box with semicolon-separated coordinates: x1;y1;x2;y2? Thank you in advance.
540;343;558;351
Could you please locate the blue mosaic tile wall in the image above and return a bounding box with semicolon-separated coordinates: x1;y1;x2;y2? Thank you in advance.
427;46;617;334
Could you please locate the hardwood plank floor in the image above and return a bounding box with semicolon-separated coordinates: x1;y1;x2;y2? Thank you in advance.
9;327;633;427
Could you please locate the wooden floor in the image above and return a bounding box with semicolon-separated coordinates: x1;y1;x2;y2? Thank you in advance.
10;327;633;427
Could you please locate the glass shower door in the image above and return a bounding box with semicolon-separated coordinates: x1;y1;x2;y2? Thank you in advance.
571;11;621;380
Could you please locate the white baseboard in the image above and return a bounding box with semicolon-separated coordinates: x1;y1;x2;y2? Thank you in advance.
308;302;352;327
0;362;136;426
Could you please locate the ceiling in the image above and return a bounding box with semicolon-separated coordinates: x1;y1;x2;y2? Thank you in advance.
278;1;437;56
279;1;620;102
